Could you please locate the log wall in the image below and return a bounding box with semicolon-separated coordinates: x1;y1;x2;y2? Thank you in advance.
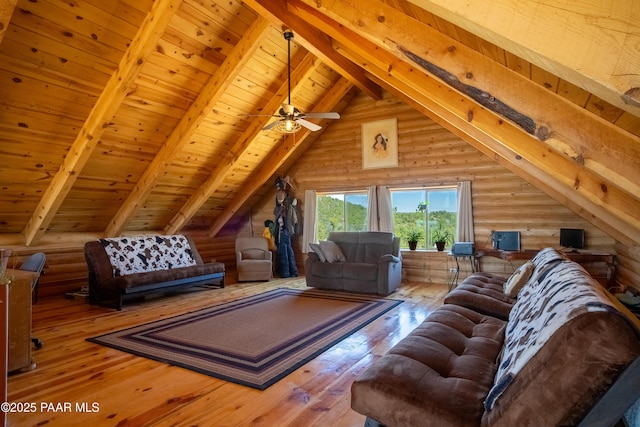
614;243;640;294
248;90;635;290
2;90;638;298
0;231;236;299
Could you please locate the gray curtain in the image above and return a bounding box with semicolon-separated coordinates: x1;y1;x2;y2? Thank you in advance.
302;189;317;252
367;186;394;232
367;186;379;231
378;186;394;232
456;181;474;242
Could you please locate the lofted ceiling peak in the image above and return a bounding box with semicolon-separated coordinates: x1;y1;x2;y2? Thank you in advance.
0;0;638;247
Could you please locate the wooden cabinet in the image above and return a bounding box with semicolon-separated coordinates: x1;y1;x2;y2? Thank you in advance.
6;270;38;373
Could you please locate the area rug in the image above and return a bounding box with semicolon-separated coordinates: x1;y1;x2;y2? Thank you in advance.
88;288;402;390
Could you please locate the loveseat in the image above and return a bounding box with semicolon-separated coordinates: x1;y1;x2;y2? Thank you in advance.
351;248;640;426
85;234;225;310
305;231;402;295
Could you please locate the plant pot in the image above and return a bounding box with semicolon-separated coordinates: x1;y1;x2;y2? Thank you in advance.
408;241;418;250
435;241;446;251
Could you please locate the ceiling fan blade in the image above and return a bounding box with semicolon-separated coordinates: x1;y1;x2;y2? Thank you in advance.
297;118;322;132
262;120;282;131
303;112;340;119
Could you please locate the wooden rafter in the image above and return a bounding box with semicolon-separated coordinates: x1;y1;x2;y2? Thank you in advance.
21;0;183;246
293;0;640;199
407;0;640;118
243;0;382;100
105;17;272;237
208;77;353;237
0;0;17;45
164;51;322;233
287;0;640;245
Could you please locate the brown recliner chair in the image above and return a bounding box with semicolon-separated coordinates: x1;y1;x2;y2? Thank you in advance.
235;237;273;282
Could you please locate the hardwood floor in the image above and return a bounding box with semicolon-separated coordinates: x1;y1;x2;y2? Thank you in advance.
8;277;448;427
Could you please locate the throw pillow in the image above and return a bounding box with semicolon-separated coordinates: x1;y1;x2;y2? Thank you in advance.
504;260;534;298
319;240;346;263
309;243;327;262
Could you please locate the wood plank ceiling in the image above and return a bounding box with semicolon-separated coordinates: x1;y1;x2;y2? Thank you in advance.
1;0;639;246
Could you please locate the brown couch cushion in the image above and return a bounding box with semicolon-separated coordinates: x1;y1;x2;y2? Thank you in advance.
103;262;225;291
351;304;506;427
444;273;514;320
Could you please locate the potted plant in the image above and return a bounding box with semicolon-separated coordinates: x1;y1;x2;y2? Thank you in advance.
432;227;453;251
406;230;423;250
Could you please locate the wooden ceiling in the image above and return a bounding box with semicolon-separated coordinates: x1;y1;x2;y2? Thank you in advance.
1;0;639;246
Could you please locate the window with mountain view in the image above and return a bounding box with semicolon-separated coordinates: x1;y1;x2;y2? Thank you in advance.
391;187;458;249
316;192;368;241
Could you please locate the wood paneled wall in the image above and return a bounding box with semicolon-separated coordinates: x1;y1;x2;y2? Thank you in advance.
0;231;236;299
3;90;639;298
248;90;638;290
615;244;640;293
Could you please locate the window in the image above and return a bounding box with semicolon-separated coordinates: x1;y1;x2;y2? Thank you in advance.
391;187;458;249
316;192;368;241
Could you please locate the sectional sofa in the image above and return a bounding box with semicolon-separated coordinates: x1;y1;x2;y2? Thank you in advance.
351;248;640;426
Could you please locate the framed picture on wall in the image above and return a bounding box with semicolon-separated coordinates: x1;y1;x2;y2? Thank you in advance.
362;118;398;169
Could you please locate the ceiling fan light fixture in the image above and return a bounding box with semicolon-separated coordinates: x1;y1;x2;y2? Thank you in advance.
276;118;301;134
255;30;338;134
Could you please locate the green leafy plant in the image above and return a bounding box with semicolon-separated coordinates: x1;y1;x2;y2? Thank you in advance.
407;230;423;243
432;227;453;244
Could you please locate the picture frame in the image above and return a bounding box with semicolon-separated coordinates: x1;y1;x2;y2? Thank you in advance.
362;118;398;169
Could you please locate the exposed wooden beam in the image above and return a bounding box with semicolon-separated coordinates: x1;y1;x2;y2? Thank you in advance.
164;51;321;234
244;0;382;100
21;0;183;246
0;0;17;45
208;77;353;237
105;17;272;236
289;0;640;245
366;68;640;247
407;0;640;118
293;0;640;200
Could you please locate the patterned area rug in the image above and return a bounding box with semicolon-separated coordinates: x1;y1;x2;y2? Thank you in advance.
88;288;402;390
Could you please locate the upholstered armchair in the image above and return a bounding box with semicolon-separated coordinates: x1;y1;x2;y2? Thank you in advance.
235;237;273;282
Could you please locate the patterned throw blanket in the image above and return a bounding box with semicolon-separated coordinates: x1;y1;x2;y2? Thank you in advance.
485;253;620;410
99;235;196;277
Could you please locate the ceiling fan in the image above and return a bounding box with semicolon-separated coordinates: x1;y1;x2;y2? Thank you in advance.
247;30;340;134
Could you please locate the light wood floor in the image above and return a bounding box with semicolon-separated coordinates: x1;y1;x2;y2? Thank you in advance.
8;277;448;427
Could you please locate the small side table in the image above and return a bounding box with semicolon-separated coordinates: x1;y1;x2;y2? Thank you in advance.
447;252;478;289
